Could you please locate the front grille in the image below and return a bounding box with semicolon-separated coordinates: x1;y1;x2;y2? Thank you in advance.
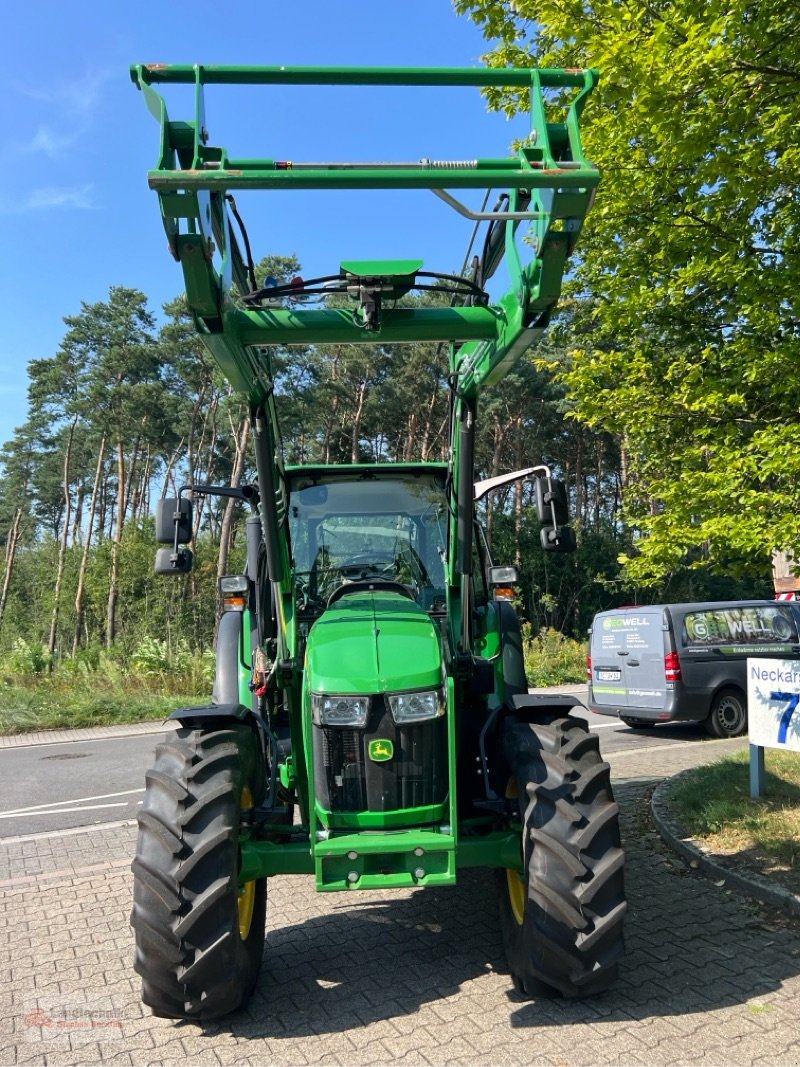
313;696;447;813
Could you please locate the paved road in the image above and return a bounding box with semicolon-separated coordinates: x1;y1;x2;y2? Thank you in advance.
0;731;164;838
1;730;798;1064
0;686;722;838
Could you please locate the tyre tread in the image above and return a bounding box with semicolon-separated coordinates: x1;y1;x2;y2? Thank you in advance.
131;723;266;1020
497;715;626;998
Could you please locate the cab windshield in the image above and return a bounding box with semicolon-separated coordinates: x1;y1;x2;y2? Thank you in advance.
288;473;448;615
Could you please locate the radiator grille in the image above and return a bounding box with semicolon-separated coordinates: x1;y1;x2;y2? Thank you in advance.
313;697;447;813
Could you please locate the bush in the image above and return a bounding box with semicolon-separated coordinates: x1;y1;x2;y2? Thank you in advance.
0;638;52;679
522;625;587;687
129;637;215;693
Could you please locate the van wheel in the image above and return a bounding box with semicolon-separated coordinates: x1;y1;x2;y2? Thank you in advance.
705;689;747;738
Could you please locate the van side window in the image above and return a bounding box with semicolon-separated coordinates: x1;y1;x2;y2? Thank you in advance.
682;606;798;646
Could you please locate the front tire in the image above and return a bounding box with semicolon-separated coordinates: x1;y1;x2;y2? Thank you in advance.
131;723;267;1020
498;715;626;997
705;688;747;738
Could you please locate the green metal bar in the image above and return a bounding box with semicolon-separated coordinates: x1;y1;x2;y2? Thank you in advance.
238;827;521;883
240;839;314;881
456;831;522;871
132;64;594;89
229;306;502;346
147;166;598;193
314;829;455;855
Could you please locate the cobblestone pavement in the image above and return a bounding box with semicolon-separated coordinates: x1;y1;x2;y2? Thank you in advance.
1;737;799;1066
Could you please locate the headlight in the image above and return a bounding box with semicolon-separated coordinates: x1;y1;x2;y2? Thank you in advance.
387;689;444;723
312;694;369;727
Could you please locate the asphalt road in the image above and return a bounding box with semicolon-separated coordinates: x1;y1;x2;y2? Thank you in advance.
0;686;723;839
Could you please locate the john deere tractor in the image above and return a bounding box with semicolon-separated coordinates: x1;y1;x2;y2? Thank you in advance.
129;64;626;1019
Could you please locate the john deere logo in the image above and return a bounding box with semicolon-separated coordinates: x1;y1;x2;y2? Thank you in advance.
368;739;394;762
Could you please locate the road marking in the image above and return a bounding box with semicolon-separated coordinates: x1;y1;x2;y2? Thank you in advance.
0;802;131;820
0;788;144;817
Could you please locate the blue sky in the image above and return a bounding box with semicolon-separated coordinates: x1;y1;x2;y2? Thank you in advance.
0;1;534;448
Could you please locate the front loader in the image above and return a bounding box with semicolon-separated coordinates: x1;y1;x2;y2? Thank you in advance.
130;64;626;1019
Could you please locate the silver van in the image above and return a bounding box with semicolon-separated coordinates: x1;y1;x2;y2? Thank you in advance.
587;600;800;737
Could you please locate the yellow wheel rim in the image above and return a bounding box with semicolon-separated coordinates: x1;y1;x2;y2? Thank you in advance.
505;778;526;926
238;786;256;941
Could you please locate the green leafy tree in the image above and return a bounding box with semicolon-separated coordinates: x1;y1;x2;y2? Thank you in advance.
457;0;800;586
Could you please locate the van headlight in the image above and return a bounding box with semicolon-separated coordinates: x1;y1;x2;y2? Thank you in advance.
312;694;369;727
387;689;445;723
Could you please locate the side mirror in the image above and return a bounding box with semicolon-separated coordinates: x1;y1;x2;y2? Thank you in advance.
156;498;193;544
540;526;577;553
534;476;569;525
155;547;194;575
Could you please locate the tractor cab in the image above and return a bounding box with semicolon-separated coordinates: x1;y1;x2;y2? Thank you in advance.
288;464;448;620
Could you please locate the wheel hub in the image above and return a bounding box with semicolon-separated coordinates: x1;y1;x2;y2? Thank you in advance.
238;786;256;940
504;777;526;926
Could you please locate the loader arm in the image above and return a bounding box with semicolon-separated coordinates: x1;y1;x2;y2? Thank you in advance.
131;64;599;405
131;63;599;656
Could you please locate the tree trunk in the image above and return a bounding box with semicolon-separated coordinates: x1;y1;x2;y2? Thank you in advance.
0;509;24;630
593;438;604;530
71;486;85;546
217;418;250;582
105;438;126;650
513;416;524;569
73;435;107;654
486;417;507;547
322;395;339;463
162;436;186;499
48;415;78;659
419;381;440;462
351;378;369;463
575;434;584;527
124;435;141;526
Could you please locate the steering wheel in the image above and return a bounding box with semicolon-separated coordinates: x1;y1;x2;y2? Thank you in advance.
327;578;416;608
337;552;396;579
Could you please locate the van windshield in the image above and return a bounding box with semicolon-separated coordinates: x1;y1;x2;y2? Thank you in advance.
682;606;798;646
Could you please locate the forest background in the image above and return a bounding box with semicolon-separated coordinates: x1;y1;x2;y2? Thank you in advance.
2;0;795;722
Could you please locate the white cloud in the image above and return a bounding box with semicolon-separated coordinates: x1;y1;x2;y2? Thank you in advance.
16;68;112;119
8;68;112;159
22;125;76;158
26;185;94;210
0;185;95;214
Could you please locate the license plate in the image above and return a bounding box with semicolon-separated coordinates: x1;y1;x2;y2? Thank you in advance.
597;669;621;682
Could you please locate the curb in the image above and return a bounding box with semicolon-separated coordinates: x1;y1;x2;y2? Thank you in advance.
651;769;800;918
0;720;170;749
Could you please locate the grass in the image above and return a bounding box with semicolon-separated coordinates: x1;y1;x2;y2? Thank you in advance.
0;637;213;734
668;749;800;896
0;679;204;735
523;627;587;687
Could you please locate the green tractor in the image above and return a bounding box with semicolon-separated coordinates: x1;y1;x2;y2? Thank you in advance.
129;64;626;1019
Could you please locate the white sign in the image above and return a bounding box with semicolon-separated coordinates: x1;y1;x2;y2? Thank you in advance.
747;658;800;751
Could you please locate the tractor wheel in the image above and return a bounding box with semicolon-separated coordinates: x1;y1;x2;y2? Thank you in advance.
131;723;267;1020
498;715;626;997
705;688;748;738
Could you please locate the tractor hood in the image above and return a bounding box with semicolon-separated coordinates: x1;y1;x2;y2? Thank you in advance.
305;591;442;694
